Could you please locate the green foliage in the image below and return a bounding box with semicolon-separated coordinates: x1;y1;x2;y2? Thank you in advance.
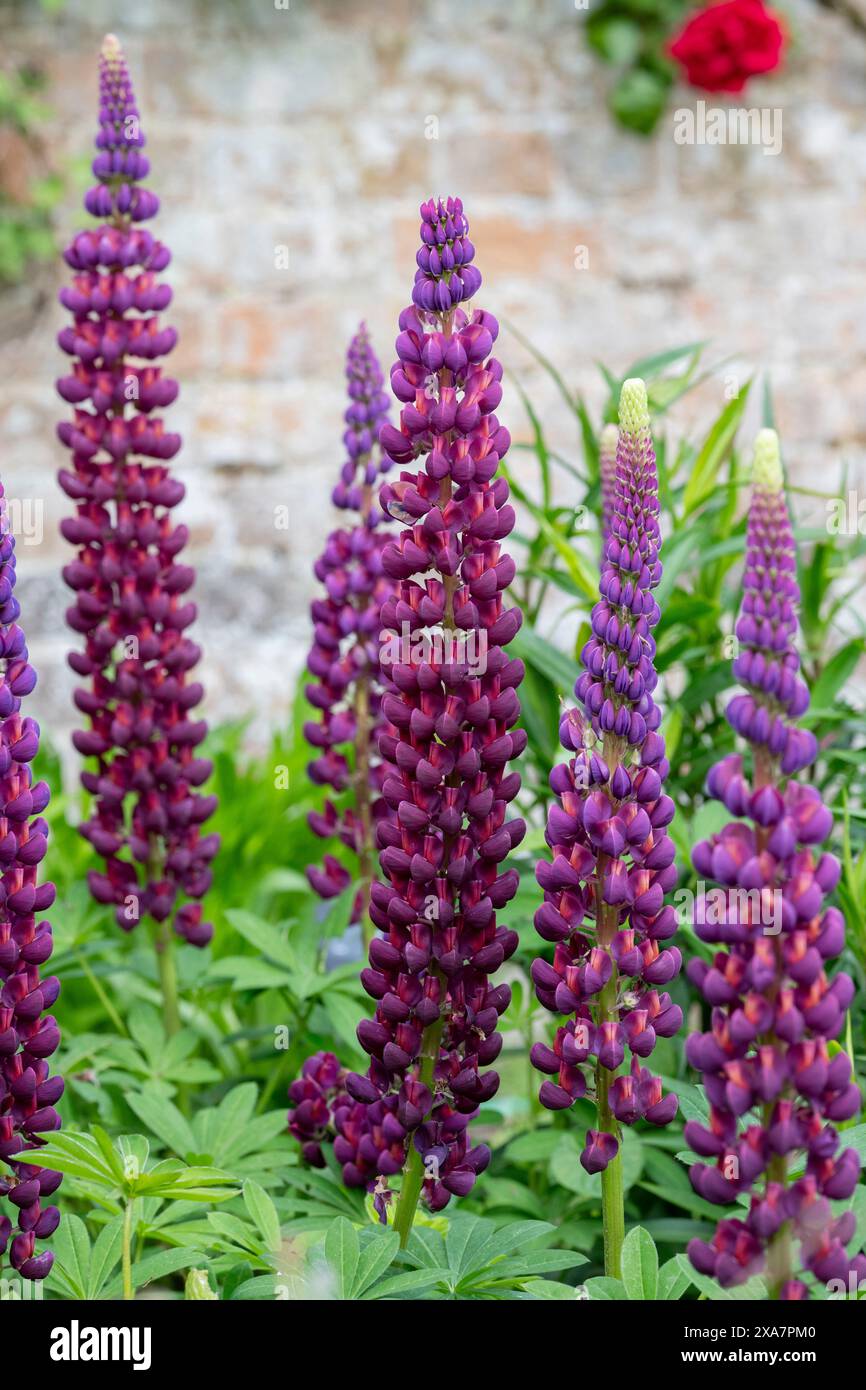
0;63;64;286
584;0;689;135
9;335;863;1302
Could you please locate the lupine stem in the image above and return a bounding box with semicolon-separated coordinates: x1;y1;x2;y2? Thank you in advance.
74;947;129;1037
596;880;624;1277
765;1147;791;1296
154;921;181;1038
599;1102;625;1279
393;982;445;1247
122;1199;135;1301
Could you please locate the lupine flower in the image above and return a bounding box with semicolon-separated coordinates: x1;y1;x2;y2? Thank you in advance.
305;326;394;935
0;487;63;1281
686;430;863;1298
599;422;619;544
531;381;681;1183
288;1051;349;1168
336;196;526;1222
56;35;217;950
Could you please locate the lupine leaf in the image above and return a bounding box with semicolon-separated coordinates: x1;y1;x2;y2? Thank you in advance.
621;1226;658;1300
324;1216;360;1299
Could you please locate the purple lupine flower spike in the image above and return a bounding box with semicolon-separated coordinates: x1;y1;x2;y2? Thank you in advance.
56;35;218;950
0;487;64;1282
304;326;394;936
599;423;619;544
339;197;526;1225
531;380;681;1183
686;430;862;1299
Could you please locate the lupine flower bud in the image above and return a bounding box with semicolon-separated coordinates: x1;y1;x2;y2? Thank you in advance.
686;430;863;1298
532;380;680;1177
305;327;394;931
56;36;217;947
340;197;525;1217
0;487;63;1281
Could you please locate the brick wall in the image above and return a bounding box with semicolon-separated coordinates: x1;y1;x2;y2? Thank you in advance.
1;0;864;754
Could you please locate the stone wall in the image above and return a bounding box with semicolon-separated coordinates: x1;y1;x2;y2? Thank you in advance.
1;0;864;754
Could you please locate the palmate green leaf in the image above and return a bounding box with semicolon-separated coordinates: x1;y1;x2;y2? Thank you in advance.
644;1218;712;1245
126;1086;197;1160
658;1255;693;1301
622;341;707;384
322;988;369;1054
444;1212;486;1275
243;1179;282;1252
136;1160;238;1202
659;1077;708;1127
215;1113;290;1167
523;1279;582;1300
510;627;581;701
832;1124;866;1160
809;639;865;710
660;701;684;764
505;1127;561;1164
324;1216;360;1299
642;1144;699;1197
503;319;584;432
406;1224;447;1270
501;464;598;601
639;1181;727;1223
207;957;291;990
361;1266;451;1300
224;909;296;969
103;1246;197;1300
469;1250;586;1285
682;383;751;516
479;1178;546;1219
86;1216;125;1299
27;1130;120;1188
127;1002;165;1061
282;1165;364;1220
194;1083;257;1159
654;525;703;610
351;1230;400;1297
585;1275;628;1300
621;1226;658;1300
513;377;552;509
45;1213;92;1299
549;1130;643;1197
116;1133;150;1186
207;1211;263;1256
230;1273;281;1301
462;1219;556;1275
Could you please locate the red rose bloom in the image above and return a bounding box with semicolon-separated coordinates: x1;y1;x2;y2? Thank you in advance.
670;0;786;94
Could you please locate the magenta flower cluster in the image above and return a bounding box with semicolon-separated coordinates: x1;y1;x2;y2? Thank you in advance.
320;197;526;1214
686;433;862;1297
0;490;63;1281
56;36;217;947
530;382;681;1175
305;326;394;917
